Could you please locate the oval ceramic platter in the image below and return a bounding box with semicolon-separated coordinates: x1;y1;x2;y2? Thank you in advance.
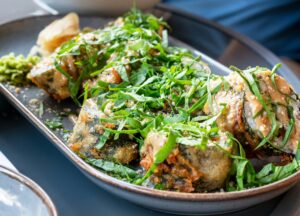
0;4;300;215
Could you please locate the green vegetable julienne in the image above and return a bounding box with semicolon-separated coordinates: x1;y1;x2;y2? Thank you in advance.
226;136;300;191
136;130;177;185
45;117;63;129
86;158;140;180
95;130;110;149
270;63;296;102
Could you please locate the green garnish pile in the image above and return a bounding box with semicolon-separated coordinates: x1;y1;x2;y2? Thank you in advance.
0;53;40;85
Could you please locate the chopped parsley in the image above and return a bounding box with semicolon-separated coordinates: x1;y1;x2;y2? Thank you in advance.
45;117;63;129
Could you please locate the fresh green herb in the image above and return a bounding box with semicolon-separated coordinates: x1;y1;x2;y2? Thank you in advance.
154;183;165;190
227;136;300;191
86;158;140;179
38;101;44;118
136;130;177;184
95;130;110;149
45;117;63;129
83;82;89;105
281;106;295;147
207;73;213;113
270;63;295;102
256;159;300;184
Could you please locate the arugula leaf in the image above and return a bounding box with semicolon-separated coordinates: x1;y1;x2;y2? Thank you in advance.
163;112;188;124
154;130;177;163
281;106;295;147
126;117;142;129
45;117;63;129
129;63;148;85
95;130;110;149
86;158;140;179
256;160;300;184
140;115;163;138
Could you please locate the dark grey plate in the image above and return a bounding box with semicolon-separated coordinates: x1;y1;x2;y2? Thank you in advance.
1;5;300;215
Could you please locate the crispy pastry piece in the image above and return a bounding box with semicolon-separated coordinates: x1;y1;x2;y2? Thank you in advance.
37;13;80;55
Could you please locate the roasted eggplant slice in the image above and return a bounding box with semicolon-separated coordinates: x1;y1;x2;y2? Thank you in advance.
243;69;300;154
140;131;232;192
68;98;138;164
205;68;300;154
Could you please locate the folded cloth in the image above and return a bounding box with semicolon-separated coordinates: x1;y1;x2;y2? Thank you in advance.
0;151;18;172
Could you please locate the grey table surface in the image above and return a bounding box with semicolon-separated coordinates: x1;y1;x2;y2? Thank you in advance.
0;1;298;216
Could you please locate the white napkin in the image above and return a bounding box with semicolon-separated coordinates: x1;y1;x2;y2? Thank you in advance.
0;0;53;25
0;151;18;172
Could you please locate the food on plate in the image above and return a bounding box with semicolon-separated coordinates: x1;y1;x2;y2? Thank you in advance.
27;57;76;100
140;130;232;192
204;67;300;155
37;13;80;55
68;98;139;164
27;11;164;101
0;53;39;85
1;9;300;192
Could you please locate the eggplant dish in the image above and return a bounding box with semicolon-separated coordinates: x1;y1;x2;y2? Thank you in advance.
1;10;300;193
